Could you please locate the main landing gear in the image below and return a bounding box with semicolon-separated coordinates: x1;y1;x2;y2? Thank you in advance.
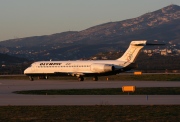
45;75;48;80
78;76;84;81
77;76;98;81
92;76;98;81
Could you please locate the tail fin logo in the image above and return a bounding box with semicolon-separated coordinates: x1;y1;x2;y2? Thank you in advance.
125;47;137;62
117;40;147;64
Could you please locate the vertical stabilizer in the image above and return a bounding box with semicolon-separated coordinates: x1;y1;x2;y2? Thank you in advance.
117;41;147;63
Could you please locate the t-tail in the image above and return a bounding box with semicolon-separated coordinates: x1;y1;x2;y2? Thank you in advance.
117;40;147;64
117;40;165;64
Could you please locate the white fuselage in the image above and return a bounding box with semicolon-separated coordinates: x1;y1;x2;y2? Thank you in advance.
24;60;126;75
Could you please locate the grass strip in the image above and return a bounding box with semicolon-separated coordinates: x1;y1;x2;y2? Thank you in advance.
13;87;180;95
0;105;179;121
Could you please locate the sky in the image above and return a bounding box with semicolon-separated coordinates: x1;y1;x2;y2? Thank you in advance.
0;0;180;41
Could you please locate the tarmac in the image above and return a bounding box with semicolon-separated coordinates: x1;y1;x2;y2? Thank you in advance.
0;80;180;105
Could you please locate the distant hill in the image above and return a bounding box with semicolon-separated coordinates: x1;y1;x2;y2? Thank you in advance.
0;53;29;64
0;4;179;60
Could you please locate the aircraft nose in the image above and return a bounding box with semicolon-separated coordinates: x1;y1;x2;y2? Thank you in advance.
24;68;30;74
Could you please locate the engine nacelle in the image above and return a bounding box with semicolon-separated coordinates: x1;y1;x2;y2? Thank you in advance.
90;63;115;73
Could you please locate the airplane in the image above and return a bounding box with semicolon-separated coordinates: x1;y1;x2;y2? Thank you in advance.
24;40;163;81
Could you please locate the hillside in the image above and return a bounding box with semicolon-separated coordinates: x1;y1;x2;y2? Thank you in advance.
0;4;179;60
0;53;29;64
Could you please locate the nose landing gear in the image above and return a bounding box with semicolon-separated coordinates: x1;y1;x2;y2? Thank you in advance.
29;76;34;81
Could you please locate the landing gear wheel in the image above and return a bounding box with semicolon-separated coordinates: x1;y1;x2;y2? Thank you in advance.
45;76;48;79
29;76;34;81
92;76;98;81
78;76;84;81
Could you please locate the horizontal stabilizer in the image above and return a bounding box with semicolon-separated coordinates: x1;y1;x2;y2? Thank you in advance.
146;43;165;46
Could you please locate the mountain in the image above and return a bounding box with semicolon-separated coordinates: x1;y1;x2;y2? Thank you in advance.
0;53;29;64
0;4;179;60
0;45;9;53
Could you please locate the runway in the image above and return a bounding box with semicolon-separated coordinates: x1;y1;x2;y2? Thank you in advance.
0;80;180;105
